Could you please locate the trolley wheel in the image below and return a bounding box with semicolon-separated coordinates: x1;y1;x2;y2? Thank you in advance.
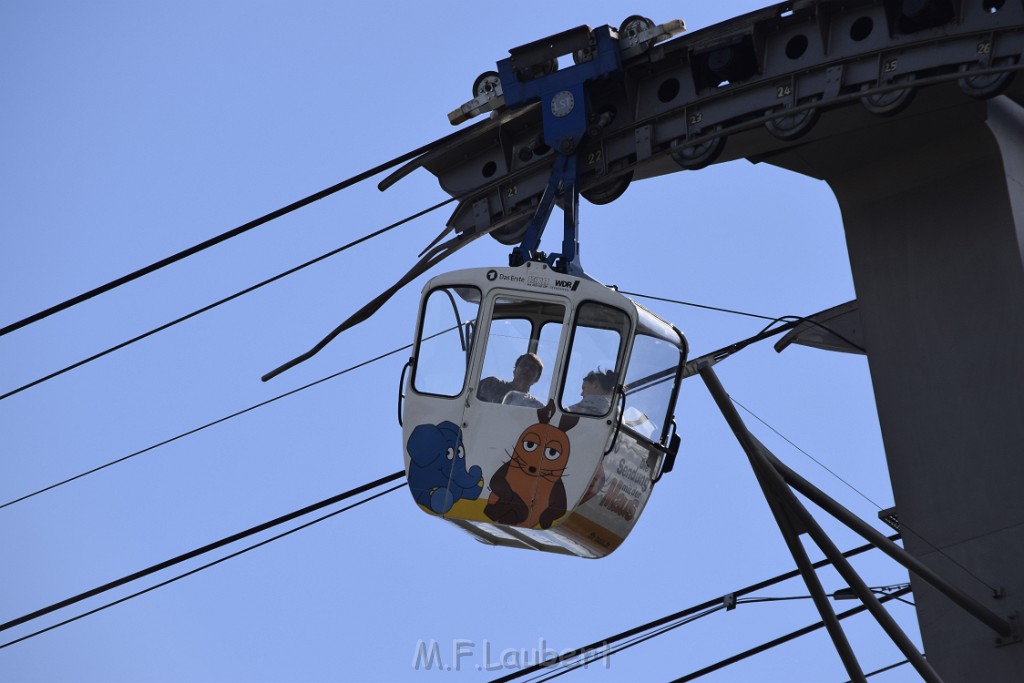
958;62;1016;100
490;215;532;246
619;15;655;52
671;135;725;170
764;103;820;141
472;71;501;99
861;83;916;117
581;171;633;205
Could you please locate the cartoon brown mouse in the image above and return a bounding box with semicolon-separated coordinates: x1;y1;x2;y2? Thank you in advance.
485;401;579;529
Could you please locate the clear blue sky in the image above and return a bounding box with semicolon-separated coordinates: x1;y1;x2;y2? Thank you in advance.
1;2;923;681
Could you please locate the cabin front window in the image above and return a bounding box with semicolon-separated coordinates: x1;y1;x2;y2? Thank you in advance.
476;296;565;408
560;302;629;417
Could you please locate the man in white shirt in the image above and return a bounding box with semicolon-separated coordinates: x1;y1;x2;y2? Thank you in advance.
477;353;544;405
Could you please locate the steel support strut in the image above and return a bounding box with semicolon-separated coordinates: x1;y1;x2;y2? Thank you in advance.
765;450;1015;639
698;363;944;683
745;444;868;682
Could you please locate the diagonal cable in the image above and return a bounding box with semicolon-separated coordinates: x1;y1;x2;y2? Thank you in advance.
489;535;897;682
526;607;725;683
0;198;452;402
843;659;911;682
617;290;776;321
0;119;487;338
0;483;404;650
668;587;912;682
0;344;414;509
730;396;1001;595
0;470;404;634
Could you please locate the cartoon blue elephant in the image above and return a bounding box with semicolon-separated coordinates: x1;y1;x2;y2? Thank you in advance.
406;421;483;514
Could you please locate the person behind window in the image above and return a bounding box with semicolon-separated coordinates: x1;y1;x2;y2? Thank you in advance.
477;353;544;405
570;368;616;415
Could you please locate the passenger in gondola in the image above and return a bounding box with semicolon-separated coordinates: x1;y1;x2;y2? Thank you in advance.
477;352;544;406
570;368;616;415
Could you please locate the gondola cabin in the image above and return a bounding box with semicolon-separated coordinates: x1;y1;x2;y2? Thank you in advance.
401;262;688;558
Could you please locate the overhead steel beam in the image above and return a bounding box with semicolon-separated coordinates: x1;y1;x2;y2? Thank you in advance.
394;0;1023;245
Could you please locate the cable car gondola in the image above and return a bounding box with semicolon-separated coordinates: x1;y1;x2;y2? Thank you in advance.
263;20;689;558
401;263;687;557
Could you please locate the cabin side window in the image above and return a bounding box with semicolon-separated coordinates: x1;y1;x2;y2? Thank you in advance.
412;286;481;397
622;333;682;442
476;296;565;408
559;302;630;417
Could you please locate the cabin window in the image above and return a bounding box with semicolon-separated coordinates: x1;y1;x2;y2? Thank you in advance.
622;333;681;442
413;286;481;397
476;296;565;408
560;302;629;416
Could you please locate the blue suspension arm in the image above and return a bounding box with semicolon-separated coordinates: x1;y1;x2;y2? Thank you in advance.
498;26;620;275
